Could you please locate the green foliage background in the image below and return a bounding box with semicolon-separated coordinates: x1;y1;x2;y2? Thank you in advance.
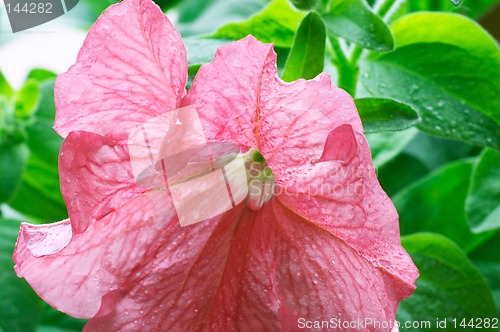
0;0;499;330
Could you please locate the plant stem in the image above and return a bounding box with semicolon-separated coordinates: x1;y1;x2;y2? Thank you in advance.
373;0;403;21
338;64;359;97
349;45;364;64
329;0;403;95
329;35;348;67
374;0;398;18
329;36;358;96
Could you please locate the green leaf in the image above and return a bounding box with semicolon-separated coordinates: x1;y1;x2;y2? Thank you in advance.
462;0;500;18
366;127;418;168
393;160;492;252
392;12;499;55
469;231;500;313
8;80;67;221
70;0;186;27
176;0;268;27
355;98;419;132
184;37;228;67
282;12;326;82
38;304;87;332
404;132;480;171
26;69;57;83
394;0;499;20
275;47;291;77
0;143;28;203
378;131;480;200
184;37;232;89
321;0;394;51
187;65;200;91
176;0;266;36
182;37;229;90
151;0;182;11
213;0;304;47
0;218;43;332
359;13;500;150
377;153;429;197
25;79;62;164
288;0;321;10
0;71;14;98
9;155;67;222
398;233;497;330
15;80;40;119
466;148;500;233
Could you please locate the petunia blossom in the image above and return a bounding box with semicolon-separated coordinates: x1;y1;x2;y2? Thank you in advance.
13;0;418;330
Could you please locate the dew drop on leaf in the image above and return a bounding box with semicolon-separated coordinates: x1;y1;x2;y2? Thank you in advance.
450;0;463;6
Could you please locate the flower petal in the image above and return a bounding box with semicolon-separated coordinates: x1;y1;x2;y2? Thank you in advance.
204;200;406;329
19;220;72;257
183;35;362;173
318;124;358;163
182;35;275;150
259;73;363;177
13;191;238;320
276;126;419;298
54;0;187;142
17;197;407;329
59;131;143;234
82;204;245;331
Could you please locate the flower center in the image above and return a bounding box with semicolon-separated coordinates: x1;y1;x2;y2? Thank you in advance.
243;149;276;211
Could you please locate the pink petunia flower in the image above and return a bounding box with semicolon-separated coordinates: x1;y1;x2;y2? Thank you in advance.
13;0;418;330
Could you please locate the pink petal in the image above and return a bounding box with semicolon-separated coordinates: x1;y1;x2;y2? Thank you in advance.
182;35;276;150
186;38;417;300
17;196;408;329
15;192;259;329
127;106;248;227
59;131;143;234
18;220;72;257
22;11;418;329
54;0;187;142
319;124;358;163
14;127;415;329
259;73;363;178
205;200;405;329
13;191;238;320
183;35;363;176
82;204;245;331
276;125;419;298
